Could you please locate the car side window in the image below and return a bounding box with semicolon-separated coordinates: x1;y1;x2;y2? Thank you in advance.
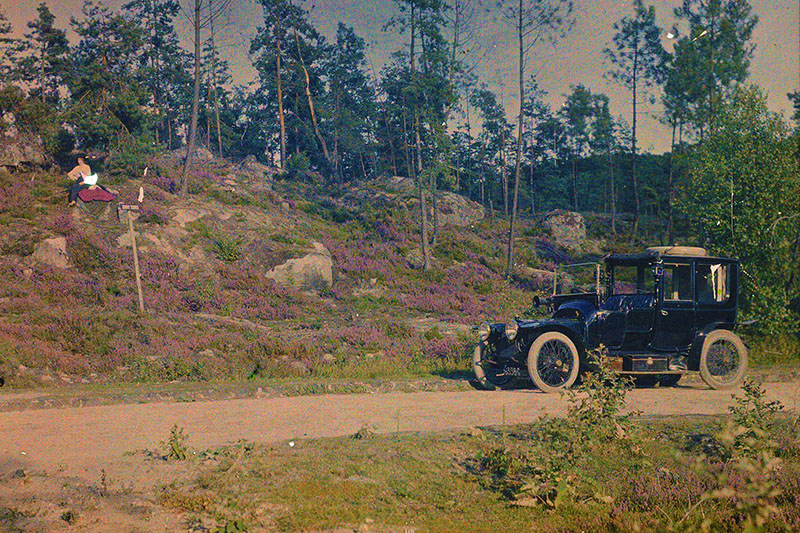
663;265;692;301
696;263;730;304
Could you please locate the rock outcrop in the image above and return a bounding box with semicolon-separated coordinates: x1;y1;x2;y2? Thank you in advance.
0;135;50;171
171;145;214;162
32;237;70;269
438;191;484;227
265;241;333;292
543;210;586;249
235;155;279;192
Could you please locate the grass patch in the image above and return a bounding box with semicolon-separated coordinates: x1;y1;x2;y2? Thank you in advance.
159;413;800;532
159;379;800;532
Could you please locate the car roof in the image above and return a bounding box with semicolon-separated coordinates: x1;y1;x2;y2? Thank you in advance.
605;247;738;266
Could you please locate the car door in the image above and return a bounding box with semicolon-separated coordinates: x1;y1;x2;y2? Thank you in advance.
650;262;695;351
694;260;737;330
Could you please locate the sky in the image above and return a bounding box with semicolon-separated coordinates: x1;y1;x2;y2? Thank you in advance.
3;0;799;154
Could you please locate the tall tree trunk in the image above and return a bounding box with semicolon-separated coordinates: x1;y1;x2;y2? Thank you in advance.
210;16;223;157
667;119;677;244
332;89;341;179
529;160;535;214
275;16;286;169
506;0;523;279
629;45;640;243
500;132;508;216
415;112;430;270
708;10;716;132
39;45;45;102
293;25;331;165
571;158;577;211
402;112;413;178
431;175;439;247
382;105;398;175
409;5;430;271
206;78;211;149
610;147;616;235
180;0;202;196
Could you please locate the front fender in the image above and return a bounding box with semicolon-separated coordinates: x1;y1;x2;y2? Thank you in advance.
518;320;587;364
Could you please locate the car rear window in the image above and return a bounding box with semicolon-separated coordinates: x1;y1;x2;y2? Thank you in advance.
696;263;730;304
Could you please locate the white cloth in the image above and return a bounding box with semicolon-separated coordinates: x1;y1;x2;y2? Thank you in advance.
82;173;98;186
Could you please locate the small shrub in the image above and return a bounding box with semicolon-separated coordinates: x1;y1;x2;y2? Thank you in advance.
286;152;313;182
164;424;190;460
729;379;784;453
563;347;635;442
138;206;168;225
105;139;155;181
212;235;243;262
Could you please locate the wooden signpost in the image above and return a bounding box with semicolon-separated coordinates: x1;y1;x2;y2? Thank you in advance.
118;204;145;313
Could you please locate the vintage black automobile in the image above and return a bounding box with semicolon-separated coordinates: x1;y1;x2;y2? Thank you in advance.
474;246;748;392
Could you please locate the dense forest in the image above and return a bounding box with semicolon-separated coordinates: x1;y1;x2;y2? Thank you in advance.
0;0;798;332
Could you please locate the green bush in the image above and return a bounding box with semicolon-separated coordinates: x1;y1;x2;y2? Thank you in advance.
286;152;314;182
105;138;156;181
212;235;243;262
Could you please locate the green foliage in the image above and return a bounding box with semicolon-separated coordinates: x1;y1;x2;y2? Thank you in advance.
164;424;190;460
477;349;635;507
672;0;759;136
213;520;248;533
67;1;152;151
212;235;243;262
563;348;635;441
105;138;156;180
728;379;783;453
12;3;70;104
286;153;314;182
680;86;800;333
694;381;785;533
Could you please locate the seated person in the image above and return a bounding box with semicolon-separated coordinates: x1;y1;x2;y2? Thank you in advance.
67;156;108;206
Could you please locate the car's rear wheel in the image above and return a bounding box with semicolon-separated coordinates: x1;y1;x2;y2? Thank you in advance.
473;342;515;391
527;332;580;393
699;330;748;390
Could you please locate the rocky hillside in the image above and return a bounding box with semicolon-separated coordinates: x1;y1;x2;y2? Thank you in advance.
0;155;636;387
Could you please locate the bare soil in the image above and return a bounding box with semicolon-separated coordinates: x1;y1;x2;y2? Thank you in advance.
1;378;799;531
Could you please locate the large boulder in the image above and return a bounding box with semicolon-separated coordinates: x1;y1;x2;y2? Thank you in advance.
226;156;278;193
265;241;333;292
171;145;213;162
438;192;484;226
0;135;49;171
32;237;70;269
376;175;415;194
543;210;586;249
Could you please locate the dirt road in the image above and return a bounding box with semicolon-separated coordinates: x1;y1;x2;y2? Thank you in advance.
3;380;799;477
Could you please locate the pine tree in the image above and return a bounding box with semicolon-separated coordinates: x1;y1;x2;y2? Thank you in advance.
0;7;15;84
323;23;375;181
604;0;668;242
561;84;593;211
499;0;574;278
68;0;149;149
122;0;189;148
15;3;70;103
673;0;758;136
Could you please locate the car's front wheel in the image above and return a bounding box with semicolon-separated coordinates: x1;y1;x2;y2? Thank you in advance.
473;342;515;391
699;329;748;390
527;331;580;393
